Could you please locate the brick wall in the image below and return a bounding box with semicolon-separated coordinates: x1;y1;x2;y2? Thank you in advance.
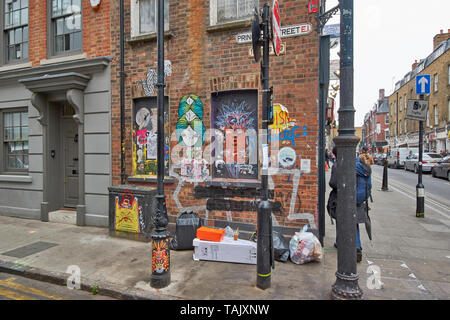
110;0;320;229
28;0;110;66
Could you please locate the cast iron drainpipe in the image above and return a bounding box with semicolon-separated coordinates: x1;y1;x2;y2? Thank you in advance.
119;0;126;184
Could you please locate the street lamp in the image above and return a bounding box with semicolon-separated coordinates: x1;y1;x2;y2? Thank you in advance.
150;0;171;289
331;0;363;300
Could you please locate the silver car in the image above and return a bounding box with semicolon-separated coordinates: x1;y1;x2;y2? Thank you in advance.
404;153;443;173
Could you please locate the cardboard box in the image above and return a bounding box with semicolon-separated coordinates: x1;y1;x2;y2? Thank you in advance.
193;237;257;265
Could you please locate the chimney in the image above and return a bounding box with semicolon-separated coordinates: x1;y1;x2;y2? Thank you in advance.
379;89;385;100
433;29;450;50
412;59;418;71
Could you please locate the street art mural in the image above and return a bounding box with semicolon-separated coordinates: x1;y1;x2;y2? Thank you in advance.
136;60;173;97
211;90;258;180
269;103;296;132
114;190;142;233
152;238;170;274
175;95;209;183
132;97;169;177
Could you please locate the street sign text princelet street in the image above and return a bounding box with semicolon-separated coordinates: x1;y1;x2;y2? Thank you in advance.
236;23;312;44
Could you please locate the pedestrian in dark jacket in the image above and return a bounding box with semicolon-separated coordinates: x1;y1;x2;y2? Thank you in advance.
327;147;372;263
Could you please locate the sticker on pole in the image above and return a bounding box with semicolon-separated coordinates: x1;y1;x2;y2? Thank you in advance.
272;0;281;56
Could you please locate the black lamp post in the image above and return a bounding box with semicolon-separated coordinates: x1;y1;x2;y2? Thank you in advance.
331;0;363;300
150;0;170;289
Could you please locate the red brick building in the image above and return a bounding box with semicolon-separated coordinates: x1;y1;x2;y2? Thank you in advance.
362;89;389;153
110;0;320;233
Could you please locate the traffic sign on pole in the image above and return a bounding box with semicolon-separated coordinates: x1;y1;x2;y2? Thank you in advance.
272;0;281;56
416;75;431;95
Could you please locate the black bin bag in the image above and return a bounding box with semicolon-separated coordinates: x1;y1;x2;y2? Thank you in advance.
273;230;290;262
169;211;203;250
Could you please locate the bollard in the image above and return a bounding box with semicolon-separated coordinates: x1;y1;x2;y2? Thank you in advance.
381;158;389;191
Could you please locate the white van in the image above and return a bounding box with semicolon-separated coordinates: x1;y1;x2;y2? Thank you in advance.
387;147;419;169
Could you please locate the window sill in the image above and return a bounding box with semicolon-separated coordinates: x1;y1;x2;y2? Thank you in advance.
40;53;87;66
0;175;32;183
0;62;32;73
127;175;175;184
206;18;252;33
126;31;174;44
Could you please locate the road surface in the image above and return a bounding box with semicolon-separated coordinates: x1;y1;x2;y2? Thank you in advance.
0;272;115;300
371;164;450;218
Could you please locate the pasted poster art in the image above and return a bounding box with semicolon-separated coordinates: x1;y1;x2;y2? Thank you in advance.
114;190;140;233
132;97;169;177
211;90;258;180
152;238;170;274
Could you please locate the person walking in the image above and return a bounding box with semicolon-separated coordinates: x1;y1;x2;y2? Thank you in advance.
359;146;374;166
328;147;372;263
325;148;330;168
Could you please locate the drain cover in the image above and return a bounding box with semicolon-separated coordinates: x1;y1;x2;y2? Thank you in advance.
1;241;58;258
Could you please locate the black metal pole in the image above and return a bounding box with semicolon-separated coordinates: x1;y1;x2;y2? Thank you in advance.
416;95;425;218
381;157;389;191
119;0;126;184
257;3;272;290
150;0;170;288
318;34;330;246
331;0;362;300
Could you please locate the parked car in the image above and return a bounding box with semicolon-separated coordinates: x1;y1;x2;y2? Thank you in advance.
376;153;387;165
372;153;380;163
404;152;443;173
431;157;450;181
387;147;419;169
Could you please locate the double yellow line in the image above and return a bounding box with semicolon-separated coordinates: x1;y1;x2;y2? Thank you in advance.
0;277;66;300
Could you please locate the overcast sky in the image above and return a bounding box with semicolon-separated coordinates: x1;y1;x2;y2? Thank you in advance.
325;0;450;126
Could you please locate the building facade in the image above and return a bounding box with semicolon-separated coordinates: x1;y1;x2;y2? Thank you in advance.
362;89;389;153
0;0;112;226
110;0;320;232
388;30;450;153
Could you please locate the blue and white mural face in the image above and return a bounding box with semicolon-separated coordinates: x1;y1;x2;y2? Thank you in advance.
176;95;206;148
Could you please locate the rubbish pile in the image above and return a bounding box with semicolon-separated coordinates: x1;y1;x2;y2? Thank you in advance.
169;212;322;265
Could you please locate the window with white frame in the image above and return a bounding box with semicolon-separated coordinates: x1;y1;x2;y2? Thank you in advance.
385;115;389;124
399;120;402;134
434;105;438;125
404;119;407;133
426;110;430;127
404;94;407;110
399;97;402;111
210;0;258;26
131;0;169;37
3;0;29;64
1;109;28;172
50;0;82;55
434;73;438;92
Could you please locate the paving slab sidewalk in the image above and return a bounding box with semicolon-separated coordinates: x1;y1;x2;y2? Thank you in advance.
0;174;448;300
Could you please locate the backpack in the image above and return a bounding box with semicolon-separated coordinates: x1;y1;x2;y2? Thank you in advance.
356;158;372;205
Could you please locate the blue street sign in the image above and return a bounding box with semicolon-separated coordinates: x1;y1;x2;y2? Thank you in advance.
322;24;340;38
416;75;431;95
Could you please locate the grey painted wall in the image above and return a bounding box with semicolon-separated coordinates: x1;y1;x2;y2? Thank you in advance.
0;61;111;228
